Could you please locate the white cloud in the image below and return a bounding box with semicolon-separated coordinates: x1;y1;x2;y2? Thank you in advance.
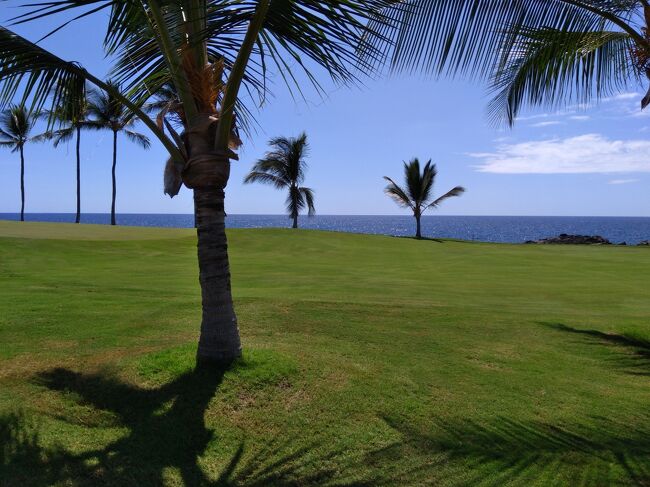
609;178;639;185
531;120;563;127
569;115;590;121
604;92;641;102
470;134;650;174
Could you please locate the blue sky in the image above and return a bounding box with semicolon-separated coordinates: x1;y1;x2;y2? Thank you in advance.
1;8;650;217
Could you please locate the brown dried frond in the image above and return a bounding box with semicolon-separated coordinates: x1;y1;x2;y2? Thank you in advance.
182;50;224;114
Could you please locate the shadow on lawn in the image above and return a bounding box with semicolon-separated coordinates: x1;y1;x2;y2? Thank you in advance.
545;323;650;376
0;366;378;486
374;414;650;485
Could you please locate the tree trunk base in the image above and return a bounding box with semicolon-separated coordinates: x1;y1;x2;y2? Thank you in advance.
195;349;241;368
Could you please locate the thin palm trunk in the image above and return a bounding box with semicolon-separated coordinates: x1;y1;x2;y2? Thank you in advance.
19;144;25;222
111;130;117;226
194;187;242;364
75;126;81;224
291;185;298;229
415;213;422;239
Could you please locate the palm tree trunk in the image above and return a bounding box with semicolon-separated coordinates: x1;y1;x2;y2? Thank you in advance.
19;144;25;222
75;126;81;224
416;213;422;239
291;185;298;229
182;114;242;365
111;130;117;226
194;187;242;365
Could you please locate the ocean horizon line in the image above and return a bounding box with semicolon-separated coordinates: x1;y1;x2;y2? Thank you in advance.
1;212;649;219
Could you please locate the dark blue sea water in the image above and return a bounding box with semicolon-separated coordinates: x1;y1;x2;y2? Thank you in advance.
1;213;649;244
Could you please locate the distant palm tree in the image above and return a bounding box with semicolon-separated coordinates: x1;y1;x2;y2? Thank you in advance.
244;133;315;229
384;159;465;239
0;105;46;221
48;83;95;224
88;82;151;226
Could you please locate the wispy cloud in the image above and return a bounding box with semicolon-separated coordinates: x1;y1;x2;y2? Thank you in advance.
514;92;643;123
531;121;563;127
604;92;640;102
608;178;639;185
470;134;650;174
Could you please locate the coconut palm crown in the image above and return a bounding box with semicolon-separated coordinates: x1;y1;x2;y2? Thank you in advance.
88;82;151;226
0;105;47;221
244;133;315;229
384;159;465;239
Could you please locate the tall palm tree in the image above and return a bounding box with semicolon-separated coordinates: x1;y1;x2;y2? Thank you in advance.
88;82;151;226
384;159;465;239
0;1;496;366
244;133;315;229
0;105;46;221
48;83;95;224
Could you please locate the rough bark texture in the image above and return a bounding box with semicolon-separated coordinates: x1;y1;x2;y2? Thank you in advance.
75;126;81;224
19;145;25;222
111;131;117;226
184;115;242;365
194;187;242;365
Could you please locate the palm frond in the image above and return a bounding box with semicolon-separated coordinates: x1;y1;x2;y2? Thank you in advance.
243;171;287;189
489;28;635;125
299;186;316;216
49;127;75;147
367;0;613;77
427;186;466;210
124;129;152;149
0;104;37;140
383;176;414;210
404;158;424;205
285;185;305;218
0;27;87;121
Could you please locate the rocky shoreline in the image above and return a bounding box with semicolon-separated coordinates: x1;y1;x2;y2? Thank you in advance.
525;234;650;246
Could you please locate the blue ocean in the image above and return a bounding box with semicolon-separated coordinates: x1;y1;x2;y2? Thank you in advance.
2;213;650;244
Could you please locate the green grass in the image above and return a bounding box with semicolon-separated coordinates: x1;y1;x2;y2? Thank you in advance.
1;220;649;486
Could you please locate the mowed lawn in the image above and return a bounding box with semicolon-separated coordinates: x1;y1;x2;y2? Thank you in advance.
1;221;649;486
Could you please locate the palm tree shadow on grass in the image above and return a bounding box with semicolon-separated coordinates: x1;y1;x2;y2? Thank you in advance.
2;365;225;486
371;413;650;486
543;322;650;377
1;366;381;486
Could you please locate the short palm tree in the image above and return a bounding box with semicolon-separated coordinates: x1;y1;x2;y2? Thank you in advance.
48;84;96;224
244;133;315;229
0;105;46;221
384;159;465;239
88;82;151;226
0;1;503;366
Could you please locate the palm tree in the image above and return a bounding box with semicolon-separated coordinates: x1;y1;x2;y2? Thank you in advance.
244;133;315;229
0;105;46;221
384;159;465;239
48;83;95;224
88;83;151;226
0;1;496;366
